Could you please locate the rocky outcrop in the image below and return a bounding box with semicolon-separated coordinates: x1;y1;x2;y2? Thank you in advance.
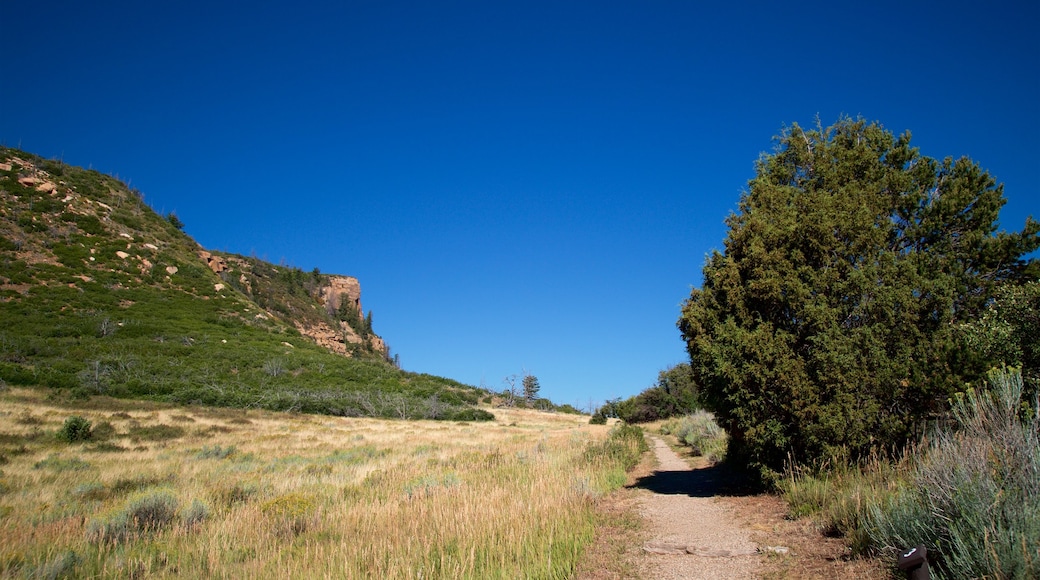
295;275;387;358
319;275;362;318
198;250;229;274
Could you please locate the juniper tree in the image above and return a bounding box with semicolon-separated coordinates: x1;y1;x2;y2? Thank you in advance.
522;374;540;406
678;117;1039;482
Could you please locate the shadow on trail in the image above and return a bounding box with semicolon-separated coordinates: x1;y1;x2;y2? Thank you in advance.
630;464;758;498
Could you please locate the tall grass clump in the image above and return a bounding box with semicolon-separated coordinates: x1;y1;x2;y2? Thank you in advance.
584;423;648;472
778;449;908;554
660;410;727;464
865;367;1039;578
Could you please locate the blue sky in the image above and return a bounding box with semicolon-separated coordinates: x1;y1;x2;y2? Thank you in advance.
3;1;1037;410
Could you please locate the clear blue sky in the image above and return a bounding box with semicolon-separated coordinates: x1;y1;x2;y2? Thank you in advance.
2;1;1037;411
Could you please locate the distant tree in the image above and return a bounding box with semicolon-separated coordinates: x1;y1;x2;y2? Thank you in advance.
501;374;520;406
678;117;1039;482
589;396;626;424
523;374;540;406
166;212;184;230
610;363;700;424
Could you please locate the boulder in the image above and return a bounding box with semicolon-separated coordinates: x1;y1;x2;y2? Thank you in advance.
197;250;228;273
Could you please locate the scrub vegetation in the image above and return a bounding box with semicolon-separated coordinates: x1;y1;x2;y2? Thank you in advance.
780;368;1038;579
0;146;492;421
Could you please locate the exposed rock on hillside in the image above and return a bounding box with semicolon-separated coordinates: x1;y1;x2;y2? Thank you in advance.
0;148;388;361
296;275;387;357
198;250;228;273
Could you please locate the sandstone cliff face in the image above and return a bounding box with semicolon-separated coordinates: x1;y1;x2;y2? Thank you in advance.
296;274;387;358
191;247;387;360
320;276;362;317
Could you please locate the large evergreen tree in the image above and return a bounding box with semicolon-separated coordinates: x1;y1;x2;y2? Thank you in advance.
678;118;1038;481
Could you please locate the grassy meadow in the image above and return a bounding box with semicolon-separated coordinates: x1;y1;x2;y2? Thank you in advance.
0;389;639;579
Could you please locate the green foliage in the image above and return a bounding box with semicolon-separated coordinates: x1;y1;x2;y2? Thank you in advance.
584;423;648;471
522;374;540;405
34;454;92;472
863;368;1039;578
659;411;728;464
781;368;1039;578
591;365;698;424
180;498;210;528
124;488;180;531
959;280;1040;398
0;145;496;422
87;488;180;543
403;472;460;499
33;550;80;580
165;211;185;230
59;415;93;442
74;475;172;501
449;408;495;422
128;423;186;441
260;493;318;536
678;118;1040;481
211;480;260;508
610;363;700;423
195;444;237;459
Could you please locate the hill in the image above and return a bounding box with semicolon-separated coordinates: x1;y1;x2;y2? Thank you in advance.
0;146;492;420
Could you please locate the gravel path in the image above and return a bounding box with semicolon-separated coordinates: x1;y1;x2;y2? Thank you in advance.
635;437;761;579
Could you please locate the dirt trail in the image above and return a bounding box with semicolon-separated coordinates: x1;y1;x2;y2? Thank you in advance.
634;436;761;579
576;435;889;579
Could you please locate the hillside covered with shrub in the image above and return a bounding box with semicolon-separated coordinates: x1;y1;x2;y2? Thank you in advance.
0;146;492;421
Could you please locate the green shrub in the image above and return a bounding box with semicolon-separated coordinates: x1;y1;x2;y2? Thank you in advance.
128;423;185;441
91;420;116;440
678;119;1040;482
449;408;494;422
212;480;260;507
195;444;237;459
59;416;93;442
87;442;128;452
403;473;460;499
864;368;1039;578
124;489;179;532
261;493;317;536
15;410;43;425
661;411;728;464
86;511;130;544
73;482;109;501
34;454;91;472
181;498;209;528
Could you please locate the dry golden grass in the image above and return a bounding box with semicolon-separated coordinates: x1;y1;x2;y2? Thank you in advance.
0;390;626;579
